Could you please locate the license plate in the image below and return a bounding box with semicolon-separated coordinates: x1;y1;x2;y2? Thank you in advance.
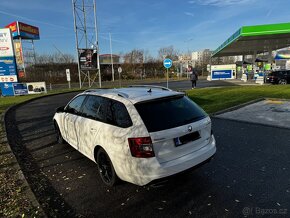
174;131;201;147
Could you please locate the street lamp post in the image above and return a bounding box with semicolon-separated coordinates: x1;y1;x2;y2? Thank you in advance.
93;0;101;88
109;33;114;82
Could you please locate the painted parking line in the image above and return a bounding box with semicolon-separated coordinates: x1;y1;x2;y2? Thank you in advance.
265;99;284;104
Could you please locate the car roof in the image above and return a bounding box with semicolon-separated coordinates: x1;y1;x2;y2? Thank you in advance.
82;86;184;104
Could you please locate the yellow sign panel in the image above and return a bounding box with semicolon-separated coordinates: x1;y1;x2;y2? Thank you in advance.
14;41;23;65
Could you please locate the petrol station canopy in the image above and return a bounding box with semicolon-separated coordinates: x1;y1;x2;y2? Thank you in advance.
212;22;290;57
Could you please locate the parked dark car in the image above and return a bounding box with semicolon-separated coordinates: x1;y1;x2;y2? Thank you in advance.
266;70;290;84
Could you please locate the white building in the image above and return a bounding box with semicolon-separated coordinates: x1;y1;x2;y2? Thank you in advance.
192;49;212;66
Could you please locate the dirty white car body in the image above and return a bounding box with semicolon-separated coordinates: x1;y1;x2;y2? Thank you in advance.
53;86;216;186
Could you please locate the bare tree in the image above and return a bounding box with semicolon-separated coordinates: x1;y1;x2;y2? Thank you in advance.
123;49;144;64
35;52;75;64
158;46;179;61
22;52;77;83
120;49;143;79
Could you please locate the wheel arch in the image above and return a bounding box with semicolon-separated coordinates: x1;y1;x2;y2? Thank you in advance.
93;145;103;162
94;145;120;186
53;119;58;129
93;145;121;178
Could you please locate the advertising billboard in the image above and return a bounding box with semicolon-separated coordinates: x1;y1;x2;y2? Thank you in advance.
0;29;18;94
0;75;18;83
0;82;46;96
5;22;18;38
211;64;236;80
14;41;24;65
212;70;232;79
18;22;40;40
26;82;47;94
5;21;40;40
78;49;97;70
0;28;14;57
0;82;14;96
13;83;28;95
0;57;17;76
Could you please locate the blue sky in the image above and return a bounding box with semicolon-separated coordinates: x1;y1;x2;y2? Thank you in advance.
1;0;290;58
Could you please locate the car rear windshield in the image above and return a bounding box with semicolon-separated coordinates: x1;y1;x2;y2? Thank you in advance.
134;95;207;132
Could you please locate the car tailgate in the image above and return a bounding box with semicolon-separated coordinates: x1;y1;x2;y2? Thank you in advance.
149;117;212;164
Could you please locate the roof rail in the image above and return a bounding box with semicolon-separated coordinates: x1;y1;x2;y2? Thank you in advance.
83;89;130;99
116;91;129;98
128;85;172;91
83;89;100;93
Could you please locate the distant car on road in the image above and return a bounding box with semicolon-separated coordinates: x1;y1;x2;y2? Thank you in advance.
266;70;290;84
53;86;216;186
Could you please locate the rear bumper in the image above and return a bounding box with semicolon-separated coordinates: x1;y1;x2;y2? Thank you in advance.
118;135;216;186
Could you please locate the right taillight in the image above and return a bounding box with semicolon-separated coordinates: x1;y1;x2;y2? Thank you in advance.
128;137;155;158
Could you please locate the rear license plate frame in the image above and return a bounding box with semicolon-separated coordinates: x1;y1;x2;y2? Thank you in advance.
174;131;201;147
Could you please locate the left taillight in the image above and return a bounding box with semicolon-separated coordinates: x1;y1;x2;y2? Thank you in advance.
128;137;155;158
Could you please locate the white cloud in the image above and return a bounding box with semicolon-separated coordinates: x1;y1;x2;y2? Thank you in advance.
0;10;70;30
188;0;254;6
184;12;195;17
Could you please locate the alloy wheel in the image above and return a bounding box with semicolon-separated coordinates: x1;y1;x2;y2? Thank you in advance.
97;148;118;186
279;79;287;85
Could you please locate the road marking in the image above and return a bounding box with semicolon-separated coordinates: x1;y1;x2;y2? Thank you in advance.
265;100;284;105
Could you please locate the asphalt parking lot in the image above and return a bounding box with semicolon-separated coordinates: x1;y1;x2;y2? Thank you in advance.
5;92;290;217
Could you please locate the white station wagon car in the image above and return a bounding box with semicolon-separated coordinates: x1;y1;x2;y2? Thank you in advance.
53;86;216;186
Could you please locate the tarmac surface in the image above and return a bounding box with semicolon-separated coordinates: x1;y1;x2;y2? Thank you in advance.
49;77;241;92
216;99;290;129
4;81;290;217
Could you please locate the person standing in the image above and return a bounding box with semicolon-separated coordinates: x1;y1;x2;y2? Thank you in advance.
190;68;198;89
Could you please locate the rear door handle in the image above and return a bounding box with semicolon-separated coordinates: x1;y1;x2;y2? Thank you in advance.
90;128;98;132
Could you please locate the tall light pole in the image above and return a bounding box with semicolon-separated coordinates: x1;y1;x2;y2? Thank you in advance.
94;0;101;88
109;32;114;81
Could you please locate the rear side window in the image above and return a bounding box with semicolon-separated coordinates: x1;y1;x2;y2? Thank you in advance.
81;95;132;128
135;96;207;132
66;95;86;114
111;100;133;128
82;96;102;120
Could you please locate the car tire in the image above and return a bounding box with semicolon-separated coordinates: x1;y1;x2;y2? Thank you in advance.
97;148;118;186
55;123;65;144
278;79;287;85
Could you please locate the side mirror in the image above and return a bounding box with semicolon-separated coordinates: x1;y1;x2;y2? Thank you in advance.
56;106;65;113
